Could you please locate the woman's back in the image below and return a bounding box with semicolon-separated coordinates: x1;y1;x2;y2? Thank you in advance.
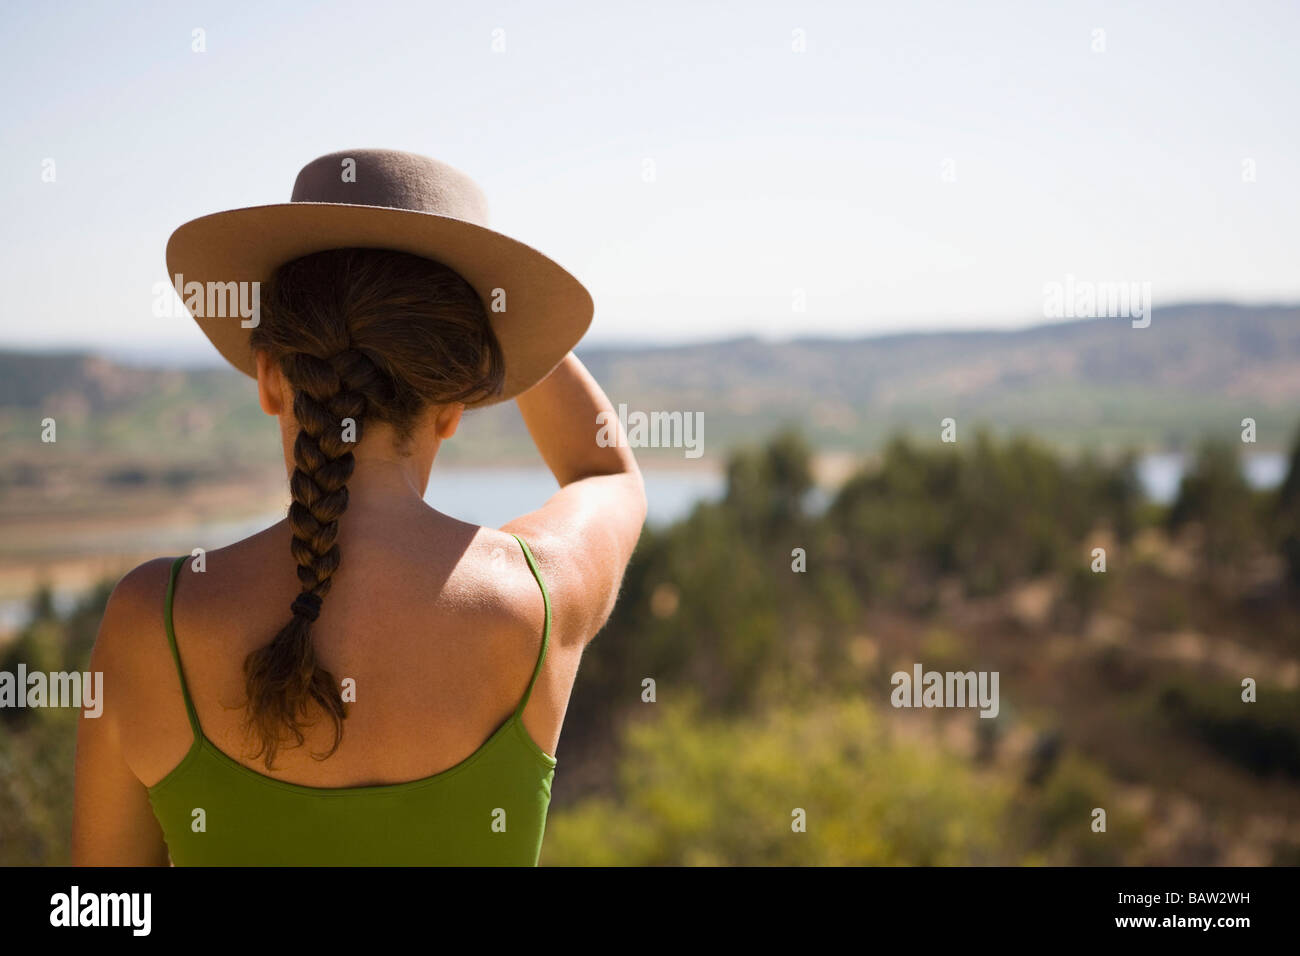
119;519;567;864
73;176;646;865
127;516;561;787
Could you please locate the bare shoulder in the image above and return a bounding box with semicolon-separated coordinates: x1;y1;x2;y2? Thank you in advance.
92;557;176;667
88;557;182;748
493;516;614;650
456;527;549;634
495;468;646;652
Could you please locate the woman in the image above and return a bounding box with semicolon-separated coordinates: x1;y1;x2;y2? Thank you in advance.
71;150;646;865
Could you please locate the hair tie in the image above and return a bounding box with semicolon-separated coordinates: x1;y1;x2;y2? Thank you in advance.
291;592;323;622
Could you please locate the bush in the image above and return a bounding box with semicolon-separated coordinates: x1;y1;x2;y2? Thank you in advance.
1157;680;1300;780
543;695;1125;866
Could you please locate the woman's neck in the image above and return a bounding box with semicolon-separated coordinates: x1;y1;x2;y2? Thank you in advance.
351;444;440;502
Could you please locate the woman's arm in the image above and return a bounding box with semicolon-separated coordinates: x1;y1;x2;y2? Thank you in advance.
71;563;172;865
502;353;647;646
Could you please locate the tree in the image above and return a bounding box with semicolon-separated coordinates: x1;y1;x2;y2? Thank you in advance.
1276;425;1300;591
1167;439;1256;580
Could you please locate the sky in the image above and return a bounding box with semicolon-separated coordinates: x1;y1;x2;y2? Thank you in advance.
1;0;1297;361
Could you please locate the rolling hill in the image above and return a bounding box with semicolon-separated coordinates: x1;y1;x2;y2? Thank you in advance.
1;302;1297;491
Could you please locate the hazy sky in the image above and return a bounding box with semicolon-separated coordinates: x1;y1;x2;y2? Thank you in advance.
2;0;1297;359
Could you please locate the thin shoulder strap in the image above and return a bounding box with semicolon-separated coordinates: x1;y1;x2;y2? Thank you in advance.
163;554;201;741
509;533;551;721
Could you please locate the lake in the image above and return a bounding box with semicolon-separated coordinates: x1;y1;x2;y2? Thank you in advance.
0;452;1288;631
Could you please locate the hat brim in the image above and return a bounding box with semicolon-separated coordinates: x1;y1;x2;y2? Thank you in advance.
165;202;593;408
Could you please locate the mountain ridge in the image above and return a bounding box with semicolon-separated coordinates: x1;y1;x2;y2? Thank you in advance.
1;303;1296;475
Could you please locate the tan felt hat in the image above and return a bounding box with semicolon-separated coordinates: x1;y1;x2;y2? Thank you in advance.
165;148;593;407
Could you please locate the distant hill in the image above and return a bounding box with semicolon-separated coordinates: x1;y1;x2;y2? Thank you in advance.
579;302;1300;455
2;303;1297;486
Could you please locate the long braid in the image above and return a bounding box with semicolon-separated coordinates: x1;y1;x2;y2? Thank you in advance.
242;347;385;768
242;247;505;769
286;351;367;599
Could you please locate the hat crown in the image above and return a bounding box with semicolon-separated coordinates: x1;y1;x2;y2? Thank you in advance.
290;149;490;226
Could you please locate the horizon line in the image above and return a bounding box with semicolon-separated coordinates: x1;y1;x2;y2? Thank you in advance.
1;298;1296;368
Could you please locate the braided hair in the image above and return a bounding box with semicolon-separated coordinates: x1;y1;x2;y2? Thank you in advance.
244;248;505;768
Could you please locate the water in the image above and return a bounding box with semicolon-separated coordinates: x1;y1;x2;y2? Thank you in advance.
76;467;725;554
0;468;725;633
432;452;1281;522
422;466;725;529
1137;452;1287;504
0;453;1288;632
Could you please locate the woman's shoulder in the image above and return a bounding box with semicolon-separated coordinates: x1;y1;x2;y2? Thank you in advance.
92;540;273;706
433;526;551;638
89;557;192;763
94;556;178;662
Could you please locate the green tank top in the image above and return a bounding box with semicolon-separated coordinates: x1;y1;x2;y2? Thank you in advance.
146;534;557;866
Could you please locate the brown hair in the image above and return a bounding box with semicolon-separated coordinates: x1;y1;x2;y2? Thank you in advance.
243;247;504;768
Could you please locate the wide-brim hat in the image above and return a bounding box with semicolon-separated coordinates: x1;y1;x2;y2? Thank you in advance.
165;148;593;407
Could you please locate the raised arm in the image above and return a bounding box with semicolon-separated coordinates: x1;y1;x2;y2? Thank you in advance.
501;353;646;646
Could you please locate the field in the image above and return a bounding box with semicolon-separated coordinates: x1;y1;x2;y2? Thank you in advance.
3;304;1299;865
